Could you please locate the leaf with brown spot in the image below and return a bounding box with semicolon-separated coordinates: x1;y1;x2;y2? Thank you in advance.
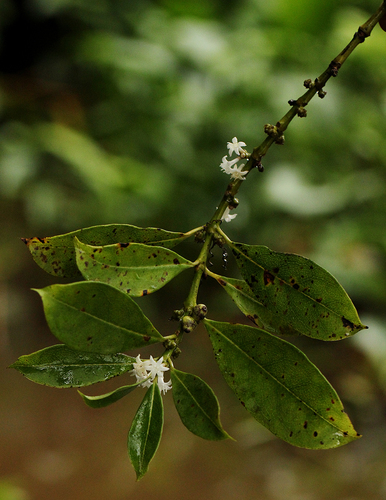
213;275;300;335
204;319;360;449
35;281;164;354
230;242;366;341
22;224;199;278
75;238;194;297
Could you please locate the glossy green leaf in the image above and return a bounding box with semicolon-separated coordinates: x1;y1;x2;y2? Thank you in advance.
170;368;231;441
79;382;141;408
75;238;194;297
22;224;198;278
231;242;366;340
128;382;164;481
214;275;300;335
204;319;361;449
36;281;164;354
10;345;134;388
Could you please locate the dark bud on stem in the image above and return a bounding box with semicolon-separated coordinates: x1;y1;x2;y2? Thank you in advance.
328;61;341;77
275;135;285;145
170;309;184;321
297;107;307;118
193;304;208;321
318;89;327;99
172;347;181;359
163;339;177;350
264;123;277;136
303;79;314;89
181;316;197;333
195;229;206;243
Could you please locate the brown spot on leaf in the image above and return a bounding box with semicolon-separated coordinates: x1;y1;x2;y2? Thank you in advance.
173;258;180;265
118;242;130;248
142;290;148;296
263;270;275;285
218;278;226;286
303;421;308;429
342;317;354;329
143;335;151;342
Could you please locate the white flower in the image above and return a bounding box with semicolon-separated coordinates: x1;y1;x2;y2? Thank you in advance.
157;372;173;395
130;354;151;383
220;155;240;175
130;354;172;393
222;206;237;223
146;355;169;380
227;137;246;157
230;163;247;180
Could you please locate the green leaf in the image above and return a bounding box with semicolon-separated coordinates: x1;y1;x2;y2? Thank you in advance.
22;224;197;278
128;383;164;480
214;275;301;335
170;368;231;441
75;238;194;297
79;382;141;408
204;319;361;449
36;281;164;354
10;345;134;388
231;242;366;340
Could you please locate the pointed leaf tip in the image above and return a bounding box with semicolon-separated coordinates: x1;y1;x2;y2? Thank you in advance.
230;243;365;341
36;281;163;354
23;224;194;278
11;345;134;388
74;238;194;297
79;382;139;408
171;368;231;441
128;383;164;480
204;319;360;449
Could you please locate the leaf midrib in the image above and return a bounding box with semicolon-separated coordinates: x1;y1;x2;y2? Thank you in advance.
211;322;348;434
173;371;222;432
233;245;342;320
48;294;162;340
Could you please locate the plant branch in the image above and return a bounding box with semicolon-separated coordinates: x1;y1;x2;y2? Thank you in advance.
178;2;386;333
250;1;386;166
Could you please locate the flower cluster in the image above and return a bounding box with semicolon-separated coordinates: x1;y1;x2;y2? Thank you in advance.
130;355;172;395
220;137;247;222
219;137;247;181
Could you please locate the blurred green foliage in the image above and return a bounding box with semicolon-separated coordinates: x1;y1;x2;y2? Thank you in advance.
2;0;386;498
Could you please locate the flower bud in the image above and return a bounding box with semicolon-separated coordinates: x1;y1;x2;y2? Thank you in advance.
181;316;197;333
193;304;208;321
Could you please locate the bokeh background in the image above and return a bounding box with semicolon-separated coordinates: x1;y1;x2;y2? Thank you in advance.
1;0;386;499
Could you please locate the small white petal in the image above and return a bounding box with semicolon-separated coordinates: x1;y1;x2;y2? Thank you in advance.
227;137;247;156
220;155;240;175
230;163;247;180
157;373;172;395
222;207;237;223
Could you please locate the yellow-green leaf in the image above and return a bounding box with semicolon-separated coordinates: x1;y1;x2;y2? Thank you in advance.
22;223;196;278
75;238;194;297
